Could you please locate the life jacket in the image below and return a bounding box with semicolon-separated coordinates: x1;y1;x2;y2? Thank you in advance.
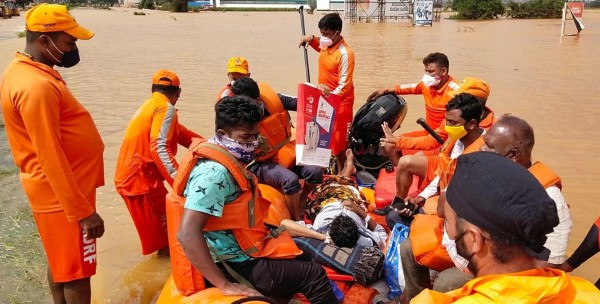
438;136;485;191
166;138;301;296
528;161;562;190
412;158;563;273
409;214;454;272
595;216;600;250
255;83;295;168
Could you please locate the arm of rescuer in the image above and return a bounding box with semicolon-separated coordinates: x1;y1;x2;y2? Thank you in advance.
331;46;355;98
395;119;449;151
176;123;203;149
299;35;321;52
16;82;103;237
277;93;297;112
280;219;327;241
367;81;425;102
149;103;180;186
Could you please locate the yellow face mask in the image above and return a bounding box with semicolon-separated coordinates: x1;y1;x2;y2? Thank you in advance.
445;124;468;140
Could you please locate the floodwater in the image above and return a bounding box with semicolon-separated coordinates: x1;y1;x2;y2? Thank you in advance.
0;7;599;303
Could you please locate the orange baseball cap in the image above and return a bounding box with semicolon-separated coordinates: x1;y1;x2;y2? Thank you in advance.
447;77;490;100
152;69;180;87
25;4;94;40
227;56;250;74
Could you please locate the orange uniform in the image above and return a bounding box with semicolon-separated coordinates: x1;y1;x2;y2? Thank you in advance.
412;268;600;303
309;37;355;155
397;108;497;151
115;91;201;255
394;77;460;130
0;53;105;281
216;83;233;102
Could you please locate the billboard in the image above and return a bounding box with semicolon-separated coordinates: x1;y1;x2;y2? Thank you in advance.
385;1;410;17
413;0;433;26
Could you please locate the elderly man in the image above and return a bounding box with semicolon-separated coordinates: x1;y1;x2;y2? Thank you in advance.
398;115;574;302
412;152;600;303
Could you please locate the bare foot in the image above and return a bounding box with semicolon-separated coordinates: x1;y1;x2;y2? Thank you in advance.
340;149;357;177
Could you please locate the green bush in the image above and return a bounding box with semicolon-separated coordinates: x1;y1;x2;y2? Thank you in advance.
586;0;600;8
451;0;505;19
138;0;155;9
507;0;564;19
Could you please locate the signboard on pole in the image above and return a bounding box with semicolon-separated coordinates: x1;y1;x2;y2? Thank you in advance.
385;1;410;17
568;2;583;18
413;0;433;26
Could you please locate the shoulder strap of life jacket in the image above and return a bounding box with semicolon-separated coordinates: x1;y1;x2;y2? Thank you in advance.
258;82;285;115
529;161;562;190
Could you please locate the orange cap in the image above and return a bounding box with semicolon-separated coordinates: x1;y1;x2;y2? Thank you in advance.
447;77;490;100
227;56;250;74
152;69;180;87
25;4;94;40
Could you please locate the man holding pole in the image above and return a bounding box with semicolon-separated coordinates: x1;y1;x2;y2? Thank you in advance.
299;12;355;170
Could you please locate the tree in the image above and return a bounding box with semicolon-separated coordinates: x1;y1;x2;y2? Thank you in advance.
171;0;187;12
451;0;505;20
507;0;564;19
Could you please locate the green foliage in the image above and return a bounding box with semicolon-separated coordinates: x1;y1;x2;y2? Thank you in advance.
586;0;600;8
507;0;564;18
17;31;26;38
451;0;505;19
307;0;317;14
171;0;188;12
138;0;155;9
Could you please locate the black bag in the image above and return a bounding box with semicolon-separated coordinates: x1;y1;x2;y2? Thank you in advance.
349;94;407;178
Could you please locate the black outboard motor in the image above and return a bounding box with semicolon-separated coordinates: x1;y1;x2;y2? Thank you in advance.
349;94;407;183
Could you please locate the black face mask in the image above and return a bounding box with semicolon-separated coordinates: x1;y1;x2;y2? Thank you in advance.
44;36;80;68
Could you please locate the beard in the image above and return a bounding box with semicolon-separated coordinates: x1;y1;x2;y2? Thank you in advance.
456;237;478;276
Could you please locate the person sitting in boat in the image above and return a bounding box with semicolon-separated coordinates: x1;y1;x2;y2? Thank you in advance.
177;95;337;303
230;77;323;221
381;77;496;157
397;115;573;302
281;150;388;250
375;94;485;228
412;152;600;303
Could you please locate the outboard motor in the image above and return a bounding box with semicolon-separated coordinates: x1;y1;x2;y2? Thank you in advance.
349;94;407;183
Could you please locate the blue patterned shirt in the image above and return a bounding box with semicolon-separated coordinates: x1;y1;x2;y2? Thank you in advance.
183;159;251;263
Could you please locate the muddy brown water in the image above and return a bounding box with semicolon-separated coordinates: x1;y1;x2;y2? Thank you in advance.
0;8;599;303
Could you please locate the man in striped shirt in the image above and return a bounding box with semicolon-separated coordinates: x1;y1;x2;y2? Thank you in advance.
114;69;202;256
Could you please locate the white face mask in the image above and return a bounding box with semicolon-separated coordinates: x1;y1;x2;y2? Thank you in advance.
442;227;471;274
422;73;441;87
319;32;338;48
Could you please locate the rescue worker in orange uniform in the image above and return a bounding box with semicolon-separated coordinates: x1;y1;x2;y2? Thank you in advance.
115;70;202;256
368;52;460;131
375;94;485;219
216;56;251;101
412;152;600;303
176;95;337;302
0;4;104;302
560;215;600;289
231;78;323;221
384;77;496;155
398;115;573;302
299;13;355;170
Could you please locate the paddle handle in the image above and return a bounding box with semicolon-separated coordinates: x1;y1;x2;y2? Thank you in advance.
417;118;444;145
298;6;311;83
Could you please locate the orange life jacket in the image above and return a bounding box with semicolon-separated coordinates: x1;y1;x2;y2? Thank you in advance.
595;216;600;249
166;138;301;296
409;214;454;272
412;159;564;273
256;83;295;168
528;161;562;190
438;136;485;191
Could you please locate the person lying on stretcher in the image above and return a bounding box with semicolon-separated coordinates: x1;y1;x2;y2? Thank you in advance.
282;150;387;250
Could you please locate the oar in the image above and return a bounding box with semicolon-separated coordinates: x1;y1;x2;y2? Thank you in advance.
298;5;311;83
417;118;444;145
